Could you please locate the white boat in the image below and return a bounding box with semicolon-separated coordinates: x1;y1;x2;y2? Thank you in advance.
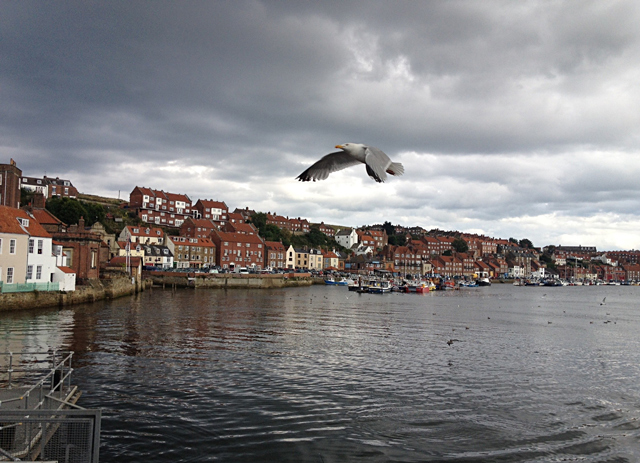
368;280;392;294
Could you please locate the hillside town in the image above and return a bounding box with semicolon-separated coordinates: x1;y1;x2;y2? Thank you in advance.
2;158;640;297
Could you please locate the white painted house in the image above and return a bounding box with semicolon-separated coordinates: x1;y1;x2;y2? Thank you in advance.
25;217;57;285
335;228;359;249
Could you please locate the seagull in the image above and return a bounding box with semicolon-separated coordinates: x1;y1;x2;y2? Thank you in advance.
296;143;404;183
600;297;606;306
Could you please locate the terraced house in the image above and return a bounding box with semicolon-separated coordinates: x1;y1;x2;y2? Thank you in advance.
167;236;216;268
210;229;264;270
193;199;228;227
129;186;192;227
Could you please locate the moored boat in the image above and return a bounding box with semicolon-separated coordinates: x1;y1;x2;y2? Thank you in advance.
369;280;392;294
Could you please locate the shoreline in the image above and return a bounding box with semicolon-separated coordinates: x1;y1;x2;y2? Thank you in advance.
0;276;151;313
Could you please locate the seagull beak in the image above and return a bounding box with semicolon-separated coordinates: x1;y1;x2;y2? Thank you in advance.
335;144;344;149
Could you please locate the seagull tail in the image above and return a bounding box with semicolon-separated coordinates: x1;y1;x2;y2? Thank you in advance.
387;162;404;176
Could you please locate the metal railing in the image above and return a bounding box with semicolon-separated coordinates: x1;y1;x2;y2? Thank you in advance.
0;282;60;293
0;351;101;462
1;351;74;408
0;409;101;462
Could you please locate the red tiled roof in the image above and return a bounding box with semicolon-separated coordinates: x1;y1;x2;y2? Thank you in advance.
0;206;51;238
29;208;66;226
196;199;228;209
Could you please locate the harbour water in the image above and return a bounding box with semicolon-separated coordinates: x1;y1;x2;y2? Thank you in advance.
2;284;640;462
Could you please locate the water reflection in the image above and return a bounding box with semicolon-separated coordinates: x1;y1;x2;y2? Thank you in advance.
2;285;640;462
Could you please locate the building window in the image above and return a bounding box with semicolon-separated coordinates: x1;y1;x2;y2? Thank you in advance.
38;240;43;254
7;267;14;284
29;239;34;253
27;265;33;280
36;265;42;280
10;239;16;254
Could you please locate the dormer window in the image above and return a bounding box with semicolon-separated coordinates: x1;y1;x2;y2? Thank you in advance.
18;218;29;227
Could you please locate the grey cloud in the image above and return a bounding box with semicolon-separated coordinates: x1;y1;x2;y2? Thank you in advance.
2;1;640;249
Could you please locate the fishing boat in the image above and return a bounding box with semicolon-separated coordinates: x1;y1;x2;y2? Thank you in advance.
459;280;478;288
407;281;434;293
476;278;491;286
368;280;392;294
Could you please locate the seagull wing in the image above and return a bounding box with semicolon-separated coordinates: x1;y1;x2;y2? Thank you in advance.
296;151;361;182
364;146;392;183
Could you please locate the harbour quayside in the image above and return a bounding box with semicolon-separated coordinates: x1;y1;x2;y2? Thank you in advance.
0;351;101;463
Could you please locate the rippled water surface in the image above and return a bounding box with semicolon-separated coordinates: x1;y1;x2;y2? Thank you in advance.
2;284;640;462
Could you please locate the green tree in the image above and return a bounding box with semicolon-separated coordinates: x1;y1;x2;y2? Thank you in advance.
519;238;533;249
20;188;35;206
45;197;88;226
452;237;469;253
382;221;395;237
263;224;283;242
307;225;325;247
80;201;105;226
248;212;267;233
539;253;556;269
389;234;406;247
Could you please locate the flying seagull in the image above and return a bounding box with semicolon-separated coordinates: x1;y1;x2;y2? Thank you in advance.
296;143;404;183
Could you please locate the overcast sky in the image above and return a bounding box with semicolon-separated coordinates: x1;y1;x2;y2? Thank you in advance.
2;1;639;250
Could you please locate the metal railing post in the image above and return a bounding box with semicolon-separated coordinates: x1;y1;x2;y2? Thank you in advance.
7;352;14;389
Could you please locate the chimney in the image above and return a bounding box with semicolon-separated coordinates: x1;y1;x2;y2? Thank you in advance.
78;216;85;230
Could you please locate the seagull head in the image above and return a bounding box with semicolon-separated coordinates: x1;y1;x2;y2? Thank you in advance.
336;143;366;155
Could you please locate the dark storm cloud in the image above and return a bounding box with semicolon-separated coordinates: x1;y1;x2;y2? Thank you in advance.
2;1;640;249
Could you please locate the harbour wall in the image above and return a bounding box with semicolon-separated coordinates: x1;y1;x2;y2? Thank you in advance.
147;271;318;289
0;275;150;312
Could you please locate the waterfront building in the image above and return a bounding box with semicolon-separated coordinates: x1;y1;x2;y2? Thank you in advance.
0;205;30;284
166;236;216;268
210;229;264;270
264;241;286;269
140;244;174;269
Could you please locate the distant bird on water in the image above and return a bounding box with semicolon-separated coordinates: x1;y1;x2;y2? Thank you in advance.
296;143;404;183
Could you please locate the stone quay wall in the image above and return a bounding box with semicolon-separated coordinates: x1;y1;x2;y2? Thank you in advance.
147;271;315;289
0;276;151;312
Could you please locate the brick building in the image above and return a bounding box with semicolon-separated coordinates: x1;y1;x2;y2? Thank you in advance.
0;159;22;208
193;199;229;226
210;229;265;270
167;236;216;268
264;241;286;269
51;220;102;283
21;176;78;199
180;217;218;239
129;186;192;228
